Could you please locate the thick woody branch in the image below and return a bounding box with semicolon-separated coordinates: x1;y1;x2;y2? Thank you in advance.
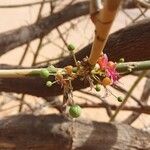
0;114;149;150
0;19;150;97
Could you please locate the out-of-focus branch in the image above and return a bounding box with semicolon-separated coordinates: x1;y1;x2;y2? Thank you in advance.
122;0;150;8
0;114;149;150
79;102;150;115
123;78;150;124
56;18;150;68
0;1;89;56
0;19;150;97
109;70;147;122
0;0;53;8
136;0;150;8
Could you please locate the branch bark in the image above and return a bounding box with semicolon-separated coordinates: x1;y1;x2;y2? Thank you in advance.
0;114;149;150
0;1;89;56
0;19;150;97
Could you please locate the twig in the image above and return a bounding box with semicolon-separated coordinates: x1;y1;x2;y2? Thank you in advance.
109;70;147;122
113;85;144;107
122;78;150;124
0;60;150;78
79;102;150;115
136;0;150;8
0;0;53;8
79;90;113;117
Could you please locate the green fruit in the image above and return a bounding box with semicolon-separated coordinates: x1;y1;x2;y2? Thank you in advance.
72;67;78;73
119;58;125;63
95;84;101;92
67;44;75;51
40;69;50;78
46;81;53;87
117;96;123;102
47;65;58;73
69;105;81;118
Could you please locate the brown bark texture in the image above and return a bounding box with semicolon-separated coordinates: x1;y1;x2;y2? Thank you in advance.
0;114;149;150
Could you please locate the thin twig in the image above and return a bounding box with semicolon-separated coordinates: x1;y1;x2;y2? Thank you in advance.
0;0;54;8
109;70;147;122
122;78;150;124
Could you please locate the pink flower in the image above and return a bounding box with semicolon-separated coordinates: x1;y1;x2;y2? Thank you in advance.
98;54;108;70
97;54;119;83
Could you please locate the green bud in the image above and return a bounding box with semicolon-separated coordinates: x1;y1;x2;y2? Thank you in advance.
95;84;101;92
67;44;75;51
47;65;58;73
119;58;125;63
40;69;50;78
117;96;123;102
72;67;78;73
46;81;53;87
69;105;81;118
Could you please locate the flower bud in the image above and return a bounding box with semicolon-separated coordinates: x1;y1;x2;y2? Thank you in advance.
40;69;50;78
46;81;53;87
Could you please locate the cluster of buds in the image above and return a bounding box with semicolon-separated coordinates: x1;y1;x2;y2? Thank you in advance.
39;44;124;118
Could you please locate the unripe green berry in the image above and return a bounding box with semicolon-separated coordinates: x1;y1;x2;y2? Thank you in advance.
69;105;81;118
119;58;125;63
40;69;50;78
67;44;75;51
117;96;123;102
46;81;53;87
72;67;78;73
95;84;101;92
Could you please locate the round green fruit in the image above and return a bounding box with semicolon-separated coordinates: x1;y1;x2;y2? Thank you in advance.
117;96;123;102
67;44;75;51
95;84;101;92
46;81;53;87
40;69;50;78
69;105;81;118
72;67;78;73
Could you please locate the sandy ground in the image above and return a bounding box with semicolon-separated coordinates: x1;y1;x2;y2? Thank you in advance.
0;0;150;130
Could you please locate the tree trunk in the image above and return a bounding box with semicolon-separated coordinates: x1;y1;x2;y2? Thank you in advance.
0;114;149;150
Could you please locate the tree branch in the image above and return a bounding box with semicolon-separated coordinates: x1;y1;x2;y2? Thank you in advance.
0;0;52;8
0;114;149;150
0;1;89;56
80;102;150;115
56;18;150;68
0;19;150;97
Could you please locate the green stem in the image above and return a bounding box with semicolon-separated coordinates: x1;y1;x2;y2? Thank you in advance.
109;70;147;122
0;60;149;78
116;60;150;72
